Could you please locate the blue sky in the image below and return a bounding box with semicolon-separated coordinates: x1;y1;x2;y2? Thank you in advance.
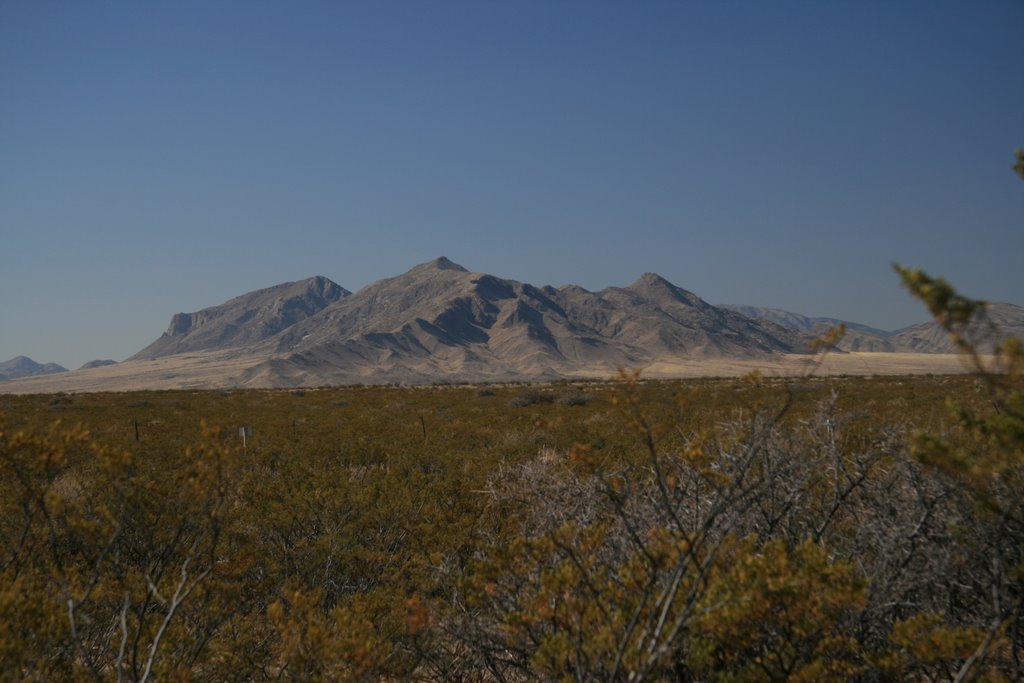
2;1;1022;369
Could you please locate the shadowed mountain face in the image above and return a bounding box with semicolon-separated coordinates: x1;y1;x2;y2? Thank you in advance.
130;276;350;360
720;303;1024;354
0;356;68;381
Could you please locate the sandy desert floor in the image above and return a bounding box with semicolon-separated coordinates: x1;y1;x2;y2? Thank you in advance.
0;351;266;394
638;352;980;379
0;351;987;394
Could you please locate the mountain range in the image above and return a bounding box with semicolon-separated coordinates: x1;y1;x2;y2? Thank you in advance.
126;256;809;385
2;257;1021;390
719;302;1024;354
0;356;68;382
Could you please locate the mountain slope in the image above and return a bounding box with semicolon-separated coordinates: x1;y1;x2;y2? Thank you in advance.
0;356;68;381
130;276;349;360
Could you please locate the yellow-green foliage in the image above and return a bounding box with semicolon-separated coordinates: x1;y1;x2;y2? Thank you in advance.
688;538;867;682
0;372;1016;680
877;612;989;681
893;264;1024;682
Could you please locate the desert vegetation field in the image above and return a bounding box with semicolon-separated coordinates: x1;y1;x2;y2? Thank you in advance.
1;358;1021;680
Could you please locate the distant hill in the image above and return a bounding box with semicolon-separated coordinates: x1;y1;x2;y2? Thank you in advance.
0;356;68;381
890;302;1024;354
720;302;1024;354
130;276;350;360
78;359;118;370
719;305;898;352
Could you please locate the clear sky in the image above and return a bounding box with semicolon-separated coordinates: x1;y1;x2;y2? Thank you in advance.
2;1;1022;369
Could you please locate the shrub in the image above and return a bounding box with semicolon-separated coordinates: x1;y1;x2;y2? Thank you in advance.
507;389;556;407
557;391;595;406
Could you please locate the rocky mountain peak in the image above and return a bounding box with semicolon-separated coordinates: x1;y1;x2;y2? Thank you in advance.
415;256;468;273
632;272;672;287
626;272;704;307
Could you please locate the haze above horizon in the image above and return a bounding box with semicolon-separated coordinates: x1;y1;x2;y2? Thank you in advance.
2;1;1022;370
